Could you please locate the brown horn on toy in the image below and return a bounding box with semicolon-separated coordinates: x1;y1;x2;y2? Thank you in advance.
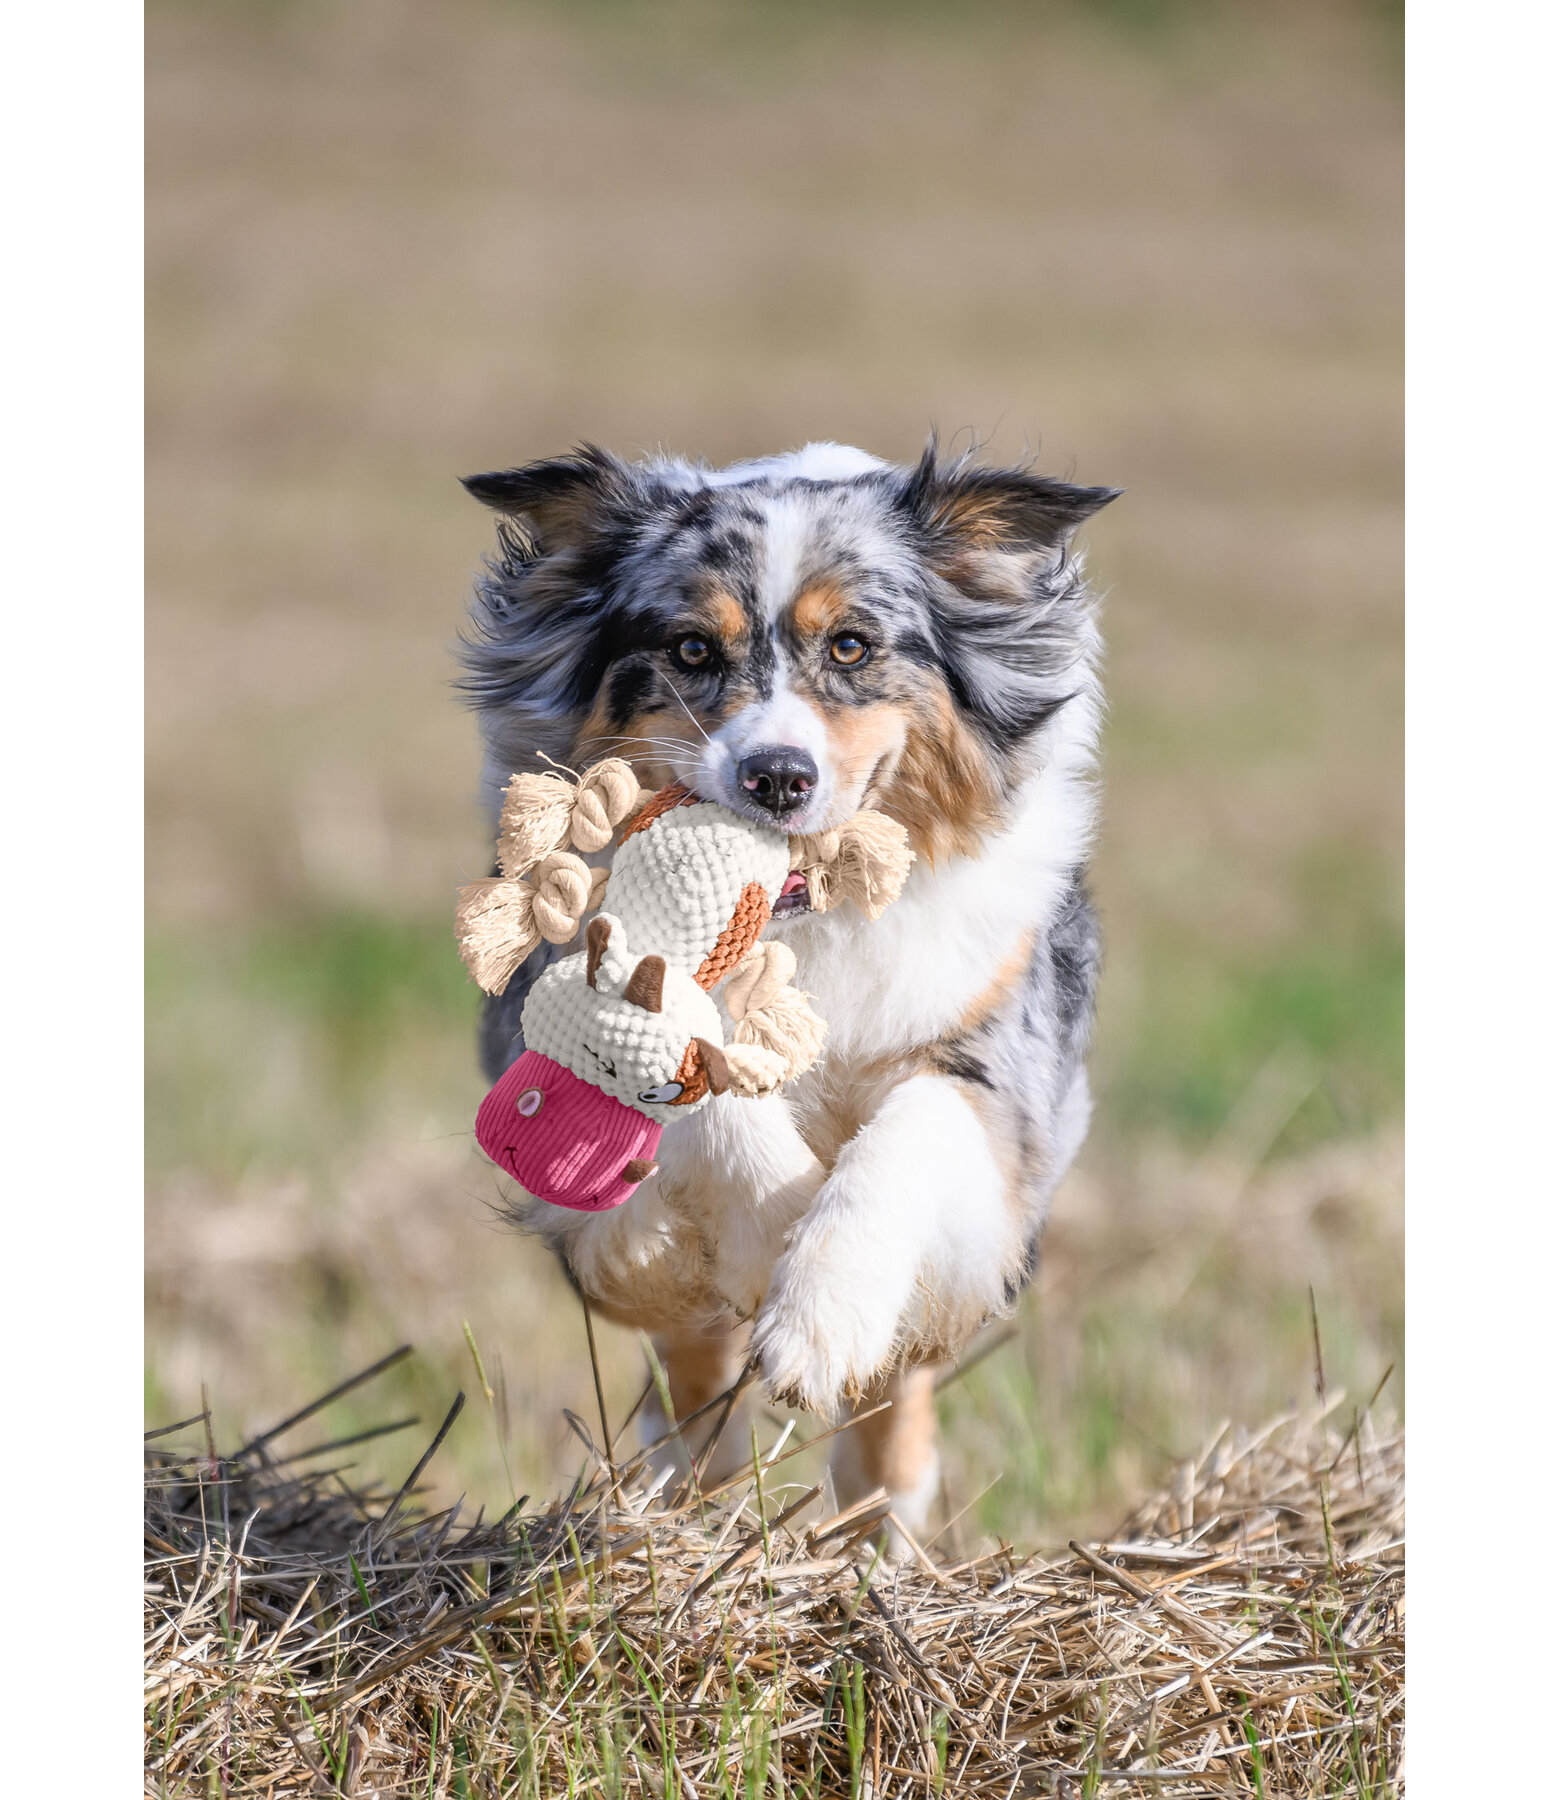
622;954;666;1013
584;917;611;988
692;1037;730;1096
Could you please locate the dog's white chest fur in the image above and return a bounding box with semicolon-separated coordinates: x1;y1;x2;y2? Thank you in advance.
773;735;1096;1062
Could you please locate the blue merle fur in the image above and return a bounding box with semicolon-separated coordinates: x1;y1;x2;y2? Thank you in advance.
460;443;1115;1302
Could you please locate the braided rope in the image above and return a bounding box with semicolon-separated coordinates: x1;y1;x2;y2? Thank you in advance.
792;810;914;919
569;759;644;853
722;941;826;1087
495;757;646;876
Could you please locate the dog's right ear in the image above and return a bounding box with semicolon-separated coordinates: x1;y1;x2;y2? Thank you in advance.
461;444;644;553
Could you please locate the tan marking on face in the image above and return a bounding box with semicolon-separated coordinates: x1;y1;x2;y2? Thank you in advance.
575;702;691;791
878;681;1003;862
578;686;757;792
795;667;1003;859
706;589;750;644
806;700;911;810
790;579;851;640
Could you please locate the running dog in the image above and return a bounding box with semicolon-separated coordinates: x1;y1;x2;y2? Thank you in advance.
458;438;1117;1530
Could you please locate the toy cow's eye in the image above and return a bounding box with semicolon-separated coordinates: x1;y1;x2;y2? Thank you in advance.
637;1081;684;1104
829;634;869;667
671;636;713;671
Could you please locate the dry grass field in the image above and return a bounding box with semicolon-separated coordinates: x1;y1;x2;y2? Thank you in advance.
148;1386;1403;1795
146;0;1401;1562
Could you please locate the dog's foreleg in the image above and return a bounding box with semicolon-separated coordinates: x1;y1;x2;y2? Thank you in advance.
656;1091;828;1322
640;1319;754;1488
830;1363;941;1538
751;1073;1019;1417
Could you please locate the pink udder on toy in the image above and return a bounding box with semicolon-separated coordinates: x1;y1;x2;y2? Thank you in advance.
476;1050;663;1212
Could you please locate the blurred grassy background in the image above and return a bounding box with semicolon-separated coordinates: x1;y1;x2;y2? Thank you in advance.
146;0;1401;1544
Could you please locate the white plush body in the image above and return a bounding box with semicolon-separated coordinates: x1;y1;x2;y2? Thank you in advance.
604;803;791;972
515;800;792;1120
521;920;723;1118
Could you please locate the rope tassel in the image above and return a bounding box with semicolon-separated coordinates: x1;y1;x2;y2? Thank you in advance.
722;941;827;1088
793;811;914;919
494;758;650;877
455;859;609;995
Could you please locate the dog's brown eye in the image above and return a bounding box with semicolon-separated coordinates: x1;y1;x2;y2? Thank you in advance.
672;636;712;670
830;634;869;667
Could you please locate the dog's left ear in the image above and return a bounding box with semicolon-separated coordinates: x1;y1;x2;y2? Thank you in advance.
900;440;1121;557
461;443;647;554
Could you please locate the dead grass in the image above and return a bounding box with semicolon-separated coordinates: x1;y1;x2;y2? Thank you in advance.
146;1363;1402;1798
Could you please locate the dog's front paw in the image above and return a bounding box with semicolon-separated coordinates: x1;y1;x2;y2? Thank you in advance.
751;1243;901;1417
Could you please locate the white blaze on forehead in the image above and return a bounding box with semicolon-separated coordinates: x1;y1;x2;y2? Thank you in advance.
722;675;829;762
690;506;837;818
709;489;830;772
698;442;886;487
757;489;816;615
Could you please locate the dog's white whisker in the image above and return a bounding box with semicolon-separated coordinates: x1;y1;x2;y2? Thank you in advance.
587;734;702;758
659;677;714;748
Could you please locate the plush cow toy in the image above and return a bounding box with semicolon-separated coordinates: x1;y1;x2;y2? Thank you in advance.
455;759;913;1212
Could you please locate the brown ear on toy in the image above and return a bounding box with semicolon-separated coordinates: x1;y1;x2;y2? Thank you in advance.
692;1038;730;1096
622;954;666;1013
584;917;612;988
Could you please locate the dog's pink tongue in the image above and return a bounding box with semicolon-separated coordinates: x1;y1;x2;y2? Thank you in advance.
476;1051;662;1212
774;870;809;913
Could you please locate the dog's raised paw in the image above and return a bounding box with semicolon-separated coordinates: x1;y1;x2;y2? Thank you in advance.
750;1251;899;1417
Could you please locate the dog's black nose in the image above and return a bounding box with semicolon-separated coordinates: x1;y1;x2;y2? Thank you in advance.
736;747;819;817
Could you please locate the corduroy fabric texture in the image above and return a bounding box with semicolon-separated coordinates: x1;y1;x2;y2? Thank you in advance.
476;1050;663;1212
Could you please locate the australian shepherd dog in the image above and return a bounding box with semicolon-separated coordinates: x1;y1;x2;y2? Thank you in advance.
458;439;1118;1532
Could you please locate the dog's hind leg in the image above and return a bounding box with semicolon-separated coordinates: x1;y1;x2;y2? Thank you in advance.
829;1363;941;1540
639;1318;754;1488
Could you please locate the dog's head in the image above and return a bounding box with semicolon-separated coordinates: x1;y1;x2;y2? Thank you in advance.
459;440;1117;868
